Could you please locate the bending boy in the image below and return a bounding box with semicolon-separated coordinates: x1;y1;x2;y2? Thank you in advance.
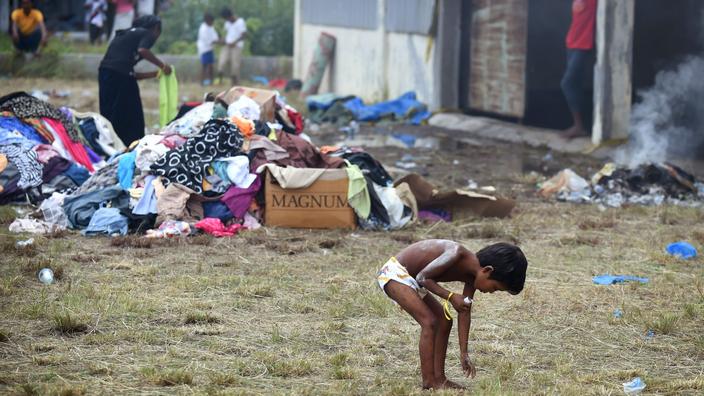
377;240;528;389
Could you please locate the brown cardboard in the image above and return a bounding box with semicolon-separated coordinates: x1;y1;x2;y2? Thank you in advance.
395;173;515;219
264;170;356;229
218;86;277;122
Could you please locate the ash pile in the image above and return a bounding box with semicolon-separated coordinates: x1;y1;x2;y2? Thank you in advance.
539;162;704;208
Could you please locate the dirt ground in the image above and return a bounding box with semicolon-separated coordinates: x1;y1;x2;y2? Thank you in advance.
0;79;703;395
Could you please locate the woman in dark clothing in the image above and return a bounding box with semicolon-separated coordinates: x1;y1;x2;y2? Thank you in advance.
98;15;172;146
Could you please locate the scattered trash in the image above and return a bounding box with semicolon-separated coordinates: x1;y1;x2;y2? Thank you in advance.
592;274;649;285
645;329;655;339
38;268;54;285
340;121;359;139
452;160;460;166
16;238;34;248
467;180;478;189
391;133;416;148
542;152;554;163
538;169;590;199
623;377;646;395
395;154;417;170
480;186;497;193
613;308;623;318
665;241;698;260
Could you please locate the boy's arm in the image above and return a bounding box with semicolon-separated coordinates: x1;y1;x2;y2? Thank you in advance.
458;282;477;378
416;243;467;311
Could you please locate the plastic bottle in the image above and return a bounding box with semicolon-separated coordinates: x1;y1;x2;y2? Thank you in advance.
38;268;54;285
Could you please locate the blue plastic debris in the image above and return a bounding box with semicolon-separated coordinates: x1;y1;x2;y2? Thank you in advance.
613;309;623;318
665;241;698;260
251;75;269;86
623;377;646;394
392;133;417;148
645;329;655;339
343;92;431;124
593;274;649;285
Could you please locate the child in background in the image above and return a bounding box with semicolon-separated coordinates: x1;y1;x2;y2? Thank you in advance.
86;0;108;45
197;13;219;86
377;240;528;389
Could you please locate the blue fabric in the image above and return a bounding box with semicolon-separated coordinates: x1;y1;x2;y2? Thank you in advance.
251;75;269;86
63;185;129;229
132;175;158;215
0;116;46;144
62;164;90;186
666;242;697;259
343;92;429;124
392;133;416;148
203;201;234;222
306;93;351;112
117;151;137;190
593;274;649;285
200;50;215;65
212;161;231;184
561;49;593;113
82;207;129;236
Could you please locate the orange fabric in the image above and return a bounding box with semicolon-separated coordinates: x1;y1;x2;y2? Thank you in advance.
320;146;340;155
231;116;254;138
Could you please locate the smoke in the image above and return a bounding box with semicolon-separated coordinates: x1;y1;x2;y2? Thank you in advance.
616;56;704;168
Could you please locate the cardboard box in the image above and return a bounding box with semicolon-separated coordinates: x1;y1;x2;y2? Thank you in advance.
395;173;516;219
219;86;277;122
264;169;356;229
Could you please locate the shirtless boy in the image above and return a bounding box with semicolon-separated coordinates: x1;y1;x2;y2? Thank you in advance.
377;240;528;389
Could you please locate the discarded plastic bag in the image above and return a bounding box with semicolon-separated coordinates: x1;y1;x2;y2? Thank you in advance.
623;377;646;395
592;274;649;285
665;241;697;260
539;169;590;198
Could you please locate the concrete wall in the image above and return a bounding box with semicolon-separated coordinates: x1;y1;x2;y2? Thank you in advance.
1;53;293;82
294;0;439;108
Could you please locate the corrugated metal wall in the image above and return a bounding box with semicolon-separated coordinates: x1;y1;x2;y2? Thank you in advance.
301;0;379;30
468;0;528;118
385;0;435;34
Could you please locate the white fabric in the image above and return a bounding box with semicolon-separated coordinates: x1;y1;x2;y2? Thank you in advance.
9;218;65;234
135;134;168;172
220;156;256;189
87;0;107;27
256;164;328;189
224;18;247;48
227;95;260;121
197;22;219;55
373;183;412;230
162;102;214;137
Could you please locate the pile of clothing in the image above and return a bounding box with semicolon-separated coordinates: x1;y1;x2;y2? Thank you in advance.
0;91;124;209
5;88;416;237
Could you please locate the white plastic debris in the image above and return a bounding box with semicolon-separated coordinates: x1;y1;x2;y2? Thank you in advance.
38;268;54;285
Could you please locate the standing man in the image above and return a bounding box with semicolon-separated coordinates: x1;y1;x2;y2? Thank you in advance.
99;15;172;146
218;8;247;86
85;0;108;45
561;0;598;139
11;0;48;57
110;0;136;40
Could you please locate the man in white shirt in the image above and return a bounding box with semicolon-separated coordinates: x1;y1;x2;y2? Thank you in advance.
85;0;107;44
197;13;219;86
218;7;247;86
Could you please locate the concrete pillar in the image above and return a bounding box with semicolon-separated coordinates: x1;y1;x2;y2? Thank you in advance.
293;0;302;78
434;0;462;109
592;0;635;145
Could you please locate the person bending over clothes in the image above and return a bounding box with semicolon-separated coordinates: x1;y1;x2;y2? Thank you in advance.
377;240;528;390
11;0;48;56
98;15;172;147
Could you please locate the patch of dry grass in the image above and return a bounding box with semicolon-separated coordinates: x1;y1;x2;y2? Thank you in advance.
1;200;703;394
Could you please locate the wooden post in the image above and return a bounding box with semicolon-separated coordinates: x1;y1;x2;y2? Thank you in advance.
592;0;635;145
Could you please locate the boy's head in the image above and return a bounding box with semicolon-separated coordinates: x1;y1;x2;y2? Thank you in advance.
21;0;33;13
474;243;527;295
204;13;214;25
221;8;234;21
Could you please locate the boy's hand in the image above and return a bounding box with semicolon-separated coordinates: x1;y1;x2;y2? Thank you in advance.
461;353;476;378
450;294;470;313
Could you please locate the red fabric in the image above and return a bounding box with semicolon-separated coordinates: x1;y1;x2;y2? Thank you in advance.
269;79;288;90
195;218;243;237
43;118;95;172
566;0;598;50
286;107;304;134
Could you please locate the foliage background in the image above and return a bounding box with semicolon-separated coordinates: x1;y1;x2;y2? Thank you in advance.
154;0;294;56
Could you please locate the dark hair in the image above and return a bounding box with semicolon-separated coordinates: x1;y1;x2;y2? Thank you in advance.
133;15;162;30
476;243;527;295
221;8;233;19
204;13;214;22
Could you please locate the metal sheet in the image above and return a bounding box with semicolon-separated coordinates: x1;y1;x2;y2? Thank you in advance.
301;0;378;30
468;0;528;118
385;0;435;34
